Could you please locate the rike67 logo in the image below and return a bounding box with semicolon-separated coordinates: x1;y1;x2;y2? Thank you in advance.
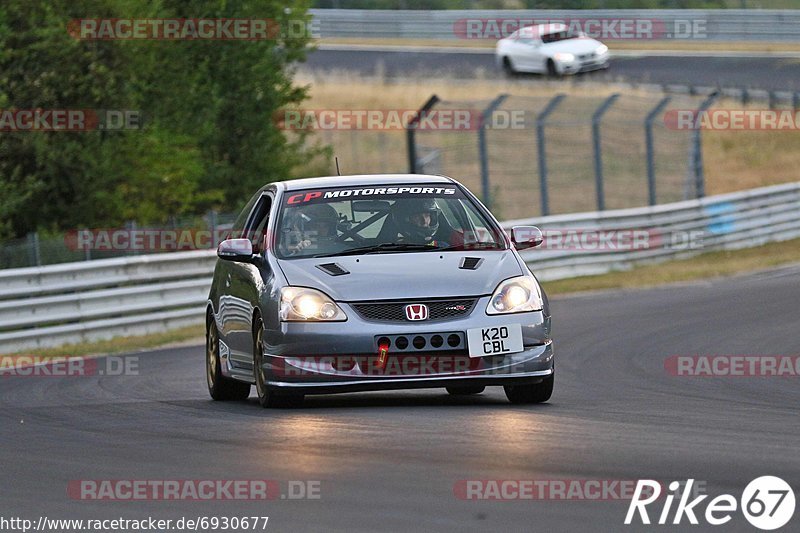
625;477;795;530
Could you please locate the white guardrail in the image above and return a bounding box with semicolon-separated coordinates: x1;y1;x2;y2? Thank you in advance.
1;181;799;353
310;9;800;42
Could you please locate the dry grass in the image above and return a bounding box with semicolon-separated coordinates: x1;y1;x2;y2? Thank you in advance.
703;100;800;195
297;72;799;218
299;70;629;108
2;324;204;358
543;237;800;295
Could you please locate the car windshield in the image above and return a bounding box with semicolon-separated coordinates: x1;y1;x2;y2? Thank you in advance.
274;183;506;259
541;30;581;44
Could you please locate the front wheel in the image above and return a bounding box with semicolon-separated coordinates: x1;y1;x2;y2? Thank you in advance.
546;59;559;77
206;319;251;401
504;374;554;404
501;56;517;77
253;318;304;408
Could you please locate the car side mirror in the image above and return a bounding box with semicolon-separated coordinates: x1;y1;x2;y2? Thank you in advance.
511;226;543;250
217;238;255;263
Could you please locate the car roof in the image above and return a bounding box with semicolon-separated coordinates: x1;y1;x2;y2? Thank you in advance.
277;174;454;192
516;23;567;38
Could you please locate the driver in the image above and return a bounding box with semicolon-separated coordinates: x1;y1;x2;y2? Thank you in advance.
283;203;341;255
389;198;446;246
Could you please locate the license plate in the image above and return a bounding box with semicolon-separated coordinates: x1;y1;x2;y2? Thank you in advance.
466;324;524;358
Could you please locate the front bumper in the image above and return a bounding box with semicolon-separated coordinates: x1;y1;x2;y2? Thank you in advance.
558;53;610;74
259;296;554;394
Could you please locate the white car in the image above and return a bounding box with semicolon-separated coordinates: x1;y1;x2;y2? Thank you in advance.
496;23;609;76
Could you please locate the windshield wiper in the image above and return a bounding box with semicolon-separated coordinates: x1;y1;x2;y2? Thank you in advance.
314;242;437;258
435;242;504;252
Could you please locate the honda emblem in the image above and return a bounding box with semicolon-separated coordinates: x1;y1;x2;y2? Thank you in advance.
405;304;429;321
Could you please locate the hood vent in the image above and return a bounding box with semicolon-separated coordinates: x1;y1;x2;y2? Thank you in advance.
316;262;349;276
459;257;484;270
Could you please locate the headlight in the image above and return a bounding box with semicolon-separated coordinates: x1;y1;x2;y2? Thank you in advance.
554;52;575;62
280;287;347;322
596;44;608;55
486;276;543;315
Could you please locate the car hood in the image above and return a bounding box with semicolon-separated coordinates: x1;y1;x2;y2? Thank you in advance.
543;38;603;55
276;250;524;302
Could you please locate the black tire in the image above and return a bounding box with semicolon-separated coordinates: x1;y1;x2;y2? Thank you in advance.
253;317;304;408
504;374;554;404
446;385;486;395
546;59;559;77
501;56;516;77
206;318;251;401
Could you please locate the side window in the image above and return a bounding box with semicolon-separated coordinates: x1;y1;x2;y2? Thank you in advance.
246;195;273;252
232;191;262;237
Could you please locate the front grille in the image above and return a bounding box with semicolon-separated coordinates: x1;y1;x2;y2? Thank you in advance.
375;332;465;352
351;298;477;322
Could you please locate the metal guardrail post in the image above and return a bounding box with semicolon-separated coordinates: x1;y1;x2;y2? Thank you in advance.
477;94;508;209
406;95;439;174
644;97;671;206
591;94;619;212
693;91;719;199
536;94;566;216
793;92;799;112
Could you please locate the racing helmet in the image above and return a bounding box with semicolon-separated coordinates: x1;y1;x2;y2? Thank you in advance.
295;203;339;239
391;198;441;241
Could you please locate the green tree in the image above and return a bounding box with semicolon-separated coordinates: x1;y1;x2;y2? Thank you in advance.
0;0;319;240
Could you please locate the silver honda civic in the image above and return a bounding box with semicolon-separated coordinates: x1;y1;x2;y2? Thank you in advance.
206;174;553;407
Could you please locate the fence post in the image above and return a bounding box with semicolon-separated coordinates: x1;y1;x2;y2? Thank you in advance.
84;229;92;261
536;94;566;216
209;210;218;251
477;94;508;209
693;91;719;199
644;96;671;206
27;232;41;267
406;95;439;174
126;220;138;256
591;94;619;212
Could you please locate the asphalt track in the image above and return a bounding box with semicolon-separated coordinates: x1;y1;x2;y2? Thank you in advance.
2;263;799;532
305;48;800;91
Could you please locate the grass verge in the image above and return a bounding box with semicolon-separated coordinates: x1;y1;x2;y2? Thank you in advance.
2;324;204;358
543;237;800;296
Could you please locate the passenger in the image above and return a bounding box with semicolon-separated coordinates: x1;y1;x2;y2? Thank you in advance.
283;203;342;256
